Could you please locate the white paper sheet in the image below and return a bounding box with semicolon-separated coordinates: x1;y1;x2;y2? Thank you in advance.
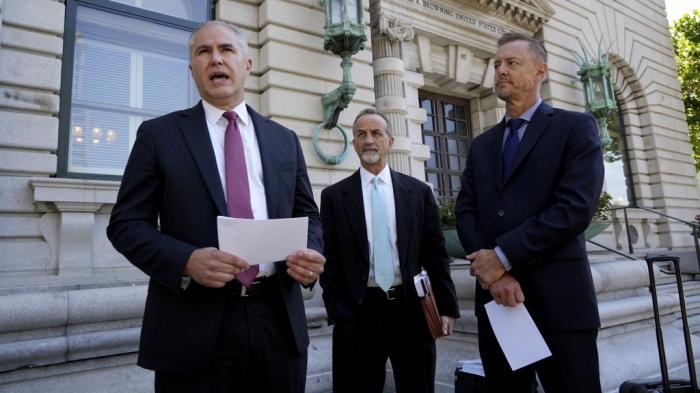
413;271;431;297
484;300;552;371
457;359;485;377
216;216;308;265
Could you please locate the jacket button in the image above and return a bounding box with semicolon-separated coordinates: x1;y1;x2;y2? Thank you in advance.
498;209;505;217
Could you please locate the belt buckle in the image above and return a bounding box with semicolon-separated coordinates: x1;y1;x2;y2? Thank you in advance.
386;287;398;301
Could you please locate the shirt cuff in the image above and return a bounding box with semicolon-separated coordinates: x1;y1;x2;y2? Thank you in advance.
181;276;191;290
494;246;512;271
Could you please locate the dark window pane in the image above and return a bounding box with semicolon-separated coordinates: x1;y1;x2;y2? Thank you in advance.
460;156;466;167
456;121;467;136
422;99;433;114
451;175;461;193
447;139;457;153
427;172;439;188
455;105;466;119
423;135;435;150
444;103;454;118
423;115;434;131
449;154;459;170
458;140;468;154
110;0;208;21
427;152;438;168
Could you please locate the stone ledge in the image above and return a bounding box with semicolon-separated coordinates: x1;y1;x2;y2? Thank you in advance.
0;327;139;374
29;177;120;212
0;285;146;334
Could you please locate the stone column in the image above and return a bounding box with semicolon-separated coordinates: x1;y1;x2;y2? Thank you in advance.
371;12;414;174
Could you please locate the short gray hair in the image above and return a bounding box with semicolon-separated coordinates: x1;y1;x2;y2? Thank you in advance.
352;108;393;137
188;20;250;57
497;32;547;64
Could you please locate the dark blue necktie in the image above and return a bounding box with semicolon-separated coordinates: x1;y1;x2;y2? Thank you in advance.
502;118;526;179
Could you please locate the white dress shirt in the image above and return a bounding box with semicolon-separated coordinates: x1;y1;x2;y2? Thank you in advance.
360;165;402;287
201;99;274;277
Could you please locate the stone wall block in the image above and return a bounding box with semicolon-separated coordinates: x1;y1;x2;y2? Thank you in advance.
0;337;66;372
67;286;146;325
0;51;62;91
66;327;140;361
0;292;68;333
1;26;63;56
0;87;59;113
0;150;55;176
259;0;323;36
3;0;64;34
0;177;38;213
217;0;258;30
0;111;58;151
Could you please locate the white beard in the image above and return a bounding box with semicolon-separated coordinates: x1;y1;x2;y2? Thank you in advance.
361;151;380;164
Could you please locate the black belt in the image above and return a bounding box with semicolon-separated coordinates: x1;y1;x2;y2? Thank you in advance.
231;276;275;298
366;285;403;301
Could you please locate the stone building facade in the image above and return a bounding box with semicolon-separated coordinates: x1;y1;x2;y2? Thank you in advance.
0;0;699;392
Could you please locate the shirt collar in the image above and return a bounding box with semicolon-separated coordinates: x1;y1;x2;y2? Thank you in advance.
359;164;392;187
201;99;250;127
504;97;542;124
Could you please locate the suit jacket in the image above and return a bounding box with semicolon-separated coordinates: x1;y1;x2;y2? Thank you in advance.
320;169;459;341
455;102;604;330
107;102;322;373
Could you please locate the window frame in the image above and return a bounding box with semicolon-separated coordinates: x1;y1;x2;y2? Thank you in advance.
606;103;637;207
57;0;211;180
419;91;472;205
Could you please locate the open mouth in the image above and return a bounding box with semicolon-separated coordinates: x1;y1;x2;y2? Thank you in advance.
209;71;230;82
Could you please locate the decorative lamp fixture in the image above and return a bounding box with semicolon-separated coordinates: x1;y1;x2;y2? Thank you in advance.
573;37;616;149
312;0;367;165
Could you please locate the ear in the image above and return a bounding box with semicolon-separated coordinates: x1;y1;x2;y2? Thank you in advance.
536;62;548;82
245;57;253;73
388;136;395;148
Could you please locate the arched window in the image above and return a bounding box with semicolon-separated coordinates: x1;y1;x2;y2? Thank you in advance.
603;103;636;206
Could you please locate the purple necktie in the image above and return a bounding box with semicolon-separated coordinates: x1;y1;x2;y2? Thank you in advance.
223;111;258;286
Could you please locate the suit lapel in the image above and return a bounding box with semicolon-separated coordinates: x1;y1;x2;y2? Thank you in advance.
491;119;507;189
391;170;412;271
341;171;370;264
501;103;554;185
247;105;280;218
177;102;227;216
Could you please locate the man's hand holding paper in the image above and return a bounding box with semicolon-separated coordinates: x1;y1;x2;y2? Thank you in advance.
286;249;326;286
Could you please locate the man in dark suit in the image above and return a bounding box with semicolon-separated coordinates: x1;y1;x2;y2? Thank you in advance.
455;33;604;393
320;108;460;393
107;21;325;393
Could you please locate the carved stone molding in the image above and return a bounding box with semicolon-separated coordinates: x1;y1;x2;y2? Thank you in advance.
378;14;415;42
475;0;554;31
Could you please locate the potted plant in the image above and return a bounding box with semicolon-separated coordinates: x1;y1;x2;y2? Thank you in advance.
439;200;467;259
584;191;612;240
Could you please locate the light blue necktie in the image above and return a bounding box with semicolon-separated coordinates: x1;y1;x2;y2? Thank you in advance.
371;177;394;292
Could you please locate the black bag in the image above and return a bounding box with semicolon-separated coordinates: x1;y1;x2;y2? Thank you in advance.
454;368;487;393
454;367;537;392
618;255;699;393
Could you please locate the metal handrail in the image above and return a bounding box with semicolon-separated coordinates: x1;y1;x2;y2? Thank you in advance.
587;239;637;260
608;205;700;268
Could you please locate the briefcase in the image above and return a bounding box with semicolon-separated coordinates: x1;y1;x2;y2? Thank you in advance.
414;271;444;339
618;256;700;393
454;368;487;393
